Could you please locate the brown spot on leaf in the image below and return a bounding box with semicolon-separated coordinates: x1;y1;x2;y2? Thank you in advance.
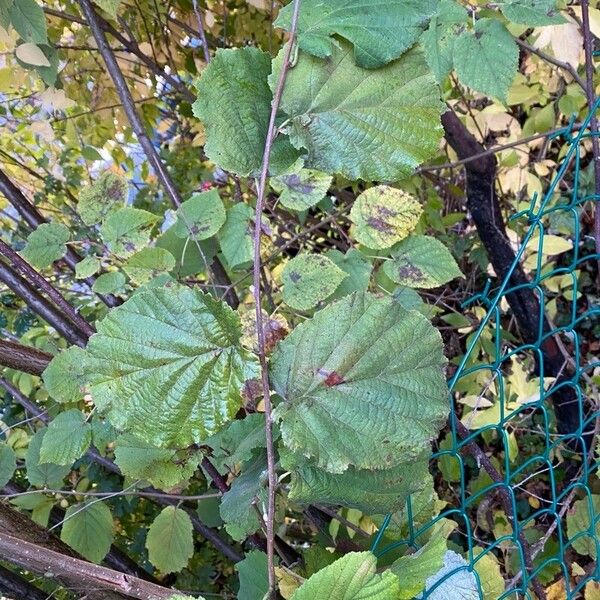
323;371;345;387
289;271;301;283
398;263;424;281
367;217;393;233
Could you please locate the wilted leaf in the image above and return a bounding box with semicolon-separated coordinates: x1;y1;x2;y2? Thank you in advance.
15;42;49;66
383;235;463;288
276;0;436;69
146;506;194;573
273;43;444;181
100;207;158;257
83;285;259;447
21;223;70;268
270;292;448;473
281;254;347;311
271;168;332;212
61;501;113;563
77;172;128;226
350;186;422;249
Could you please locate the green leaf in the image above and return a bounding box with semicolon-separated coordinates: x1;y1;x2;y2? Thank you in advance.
156;224;217;278
218;203;255;270
383;235;463;288
235;550;269;600
391;519;456;599
39;410;92;466
34;44;58;86
0;443;17;488
92;271;126;294
273;42;444;181
123;247;176;285
42;347;88;403
420;0;468;83
77;172;127;226
175;190;226;241
281;448;431;514
9;0;47;44
281;254;347;311
205;413;266;470
271;169;332;211
418;551;479;599
270;292;448;474
96;0;121;18
75;256;101;279
114;434;201;490
326;249;372;299
499;0;565;26
21;223;70;268
193;47;298;176
567;495;600;559
220;450;267;540
392;286;425;312
83;285;259;447
291;552;400;600
25;429;72;488
99;207;158;257
473;548;505;600
60;500;113;563
0;1;12;29
350;186;422;250
453;19;518;102
276;0;436;69
146;506;194;573
81;145;103;161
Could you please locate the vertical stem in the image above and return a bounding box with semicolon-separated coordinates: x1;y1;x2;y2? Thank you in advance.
581;0;600;264
192;0;211;64
252;2;301;595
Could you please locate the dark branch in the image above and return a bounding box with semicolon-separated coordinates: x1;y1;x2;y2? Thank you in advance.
0;564;48;600
0;340;53;376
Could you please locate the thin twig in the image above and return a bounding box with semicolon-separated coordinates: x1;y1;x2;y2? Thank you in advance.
252;1;302;594
192;0;211;63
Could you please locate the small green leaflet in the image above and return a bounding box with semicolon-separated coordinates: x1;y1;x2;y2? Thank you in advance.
420;0;468;83
60;500;114;563
77;172;127;226
218;203;255;270
291;552;400;600
114;434;201;490
281;254;347;311
146;506;194;573
123;247;176;285
417;551;479;599
92;271;126;294
498;0;565;26
220;450;267;540
39;410;92;466
350;186;423;249
270;292;449;473
96;0;121;18
567;495;600;559
175;190;226;241
42;346;88;403
21;223;70;268
8;0;47;44
156;224;217;278
25;429;72;488
281;448;431;514
326;249;372;299
100;207;158;257
453;19;518;103
83;285;259;447
271;168;332;211
391;519;456;599
276;0;436;69
193;47;298;176
235;550;269;600
383;235;463;288
273;43;444;181
0;443;16;488
75;256;101;279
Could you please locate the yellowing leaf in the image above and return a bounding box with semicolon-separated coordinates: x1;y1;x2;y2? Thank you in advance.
15;42;49;66
534;17;582;67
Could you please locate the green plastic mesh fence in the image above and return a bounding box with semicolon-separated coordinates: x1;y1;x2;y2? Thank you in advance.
370;106;600;599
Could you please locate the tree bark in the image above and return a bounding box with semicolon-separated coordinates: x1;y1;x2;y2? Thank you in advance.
0;339;53;376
